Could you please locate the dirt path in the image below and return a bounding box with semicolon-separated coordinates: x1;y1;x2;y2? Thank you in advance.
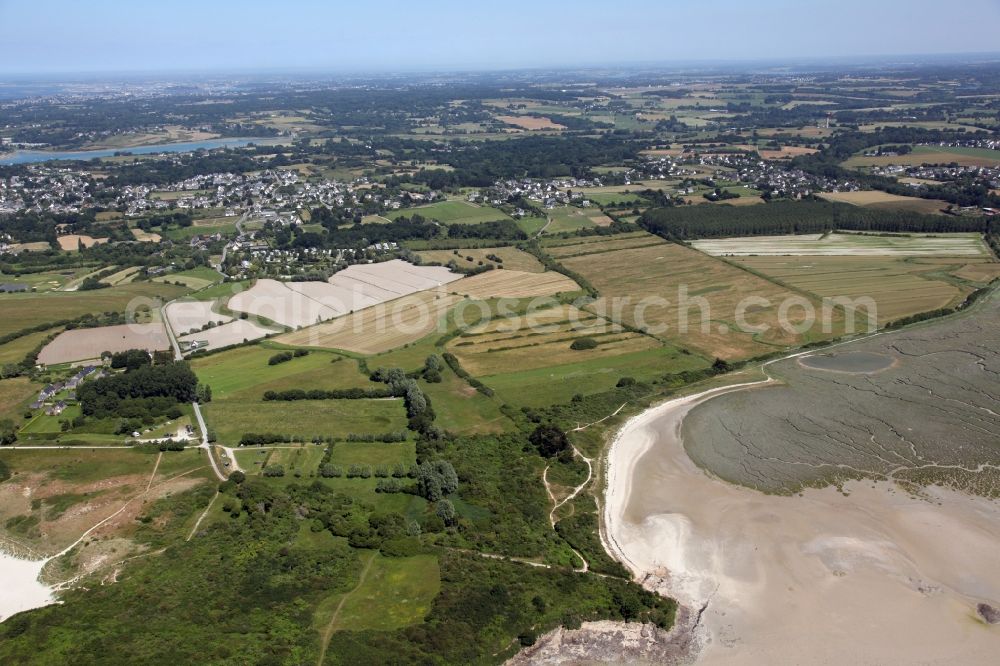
316;550;377;666
186;492;219;541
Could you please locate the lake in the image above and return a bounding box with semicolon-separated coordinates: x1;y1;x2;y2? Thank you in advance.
0;138;283;165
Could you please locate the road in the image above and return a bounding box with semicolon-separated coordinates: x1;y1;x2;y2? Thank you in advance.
217;209;248;270
161;296;226;482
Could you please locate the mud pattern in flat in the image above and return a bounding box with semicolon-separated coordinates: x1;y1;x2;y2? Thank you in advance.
797;350;896;374
684;297;1000;496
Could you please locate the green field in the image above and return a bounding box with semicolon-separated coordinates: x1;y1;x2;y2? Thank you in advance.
163;220;238;241
388;200;513;225
191;346;371;400
152;266;221;289
0;282;190;337
202;398;407;444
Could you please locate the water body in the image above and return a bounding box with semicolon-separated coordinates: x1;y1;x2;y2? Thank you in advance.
0;138;281;165
798;350;896;374
0;551;53;621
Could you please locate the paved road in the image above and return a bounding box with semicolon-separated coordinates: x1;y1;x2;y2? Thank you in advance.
217;209;248;270
161;297;226;482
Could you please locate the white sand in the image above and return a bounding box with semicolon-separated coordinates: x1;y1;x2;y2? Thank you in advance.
603;383;1000;664
0;551;53;621
37;323;170;365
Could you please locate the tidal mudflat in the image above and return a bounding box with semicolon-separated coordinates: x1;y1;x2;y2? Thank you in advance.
604;293;1000;663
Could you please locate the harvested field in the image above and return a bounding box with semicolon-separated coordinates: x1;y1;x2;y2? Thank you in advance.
451;270;580;299
447;304;660;376
558;237;836;358
545;234;668;259
277;291;462;354
731;256;978;324
179;319;276;351
758;146;819;159
228;261;461;329
691;232;988;257
37;323;170;365
545;207;601;234
56;235;107;251
951;262;1000;283
415;247;545;272
102;267;140;286
130;228;162;242
842;145;1000;168
819;190;948;214
495;115;565;130
165;300;232;336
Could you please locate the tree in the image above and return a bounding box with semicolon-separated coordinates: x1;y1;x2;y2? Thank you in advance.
0;419;17;446
262;464;285;477
529;424;569;458
228;470;246;484
435;499;456;526
417;460;458;502
196;383;213;403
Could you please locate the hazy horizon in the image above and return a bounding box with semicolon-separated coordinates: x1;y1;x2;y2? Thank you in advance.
2;0;999;75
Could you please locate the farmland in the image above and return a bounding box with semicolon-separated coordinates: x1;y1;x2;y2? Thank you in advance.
415;246;545;272
228;260;461;329
450;269;581;299
37;323;170;365
556;233;837;358
0;282;190;337
730;255;992;324
387;200;513;225
202;398;407;443
842;145;1000;168
447;303;661;376
690;232;989;257
276;291;462;354
818;191;949;214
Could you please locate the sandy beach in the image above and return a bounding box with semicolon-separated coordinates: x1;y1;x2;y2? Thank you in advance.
602;382;1000;664
0;550;53;622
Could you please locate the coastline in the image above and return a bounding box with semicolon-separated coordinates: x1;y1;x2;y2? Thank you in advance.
600;370;1000;664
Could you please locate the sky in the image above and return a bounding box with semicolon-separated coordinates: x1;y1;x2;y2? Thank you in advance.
1;0;999;75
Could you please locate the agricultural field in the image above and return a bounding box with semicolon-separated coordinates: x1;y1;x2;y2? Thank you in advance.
387;200;513;225
818;190;948;214
129;227;162;243
419;365;511;434
0;376;41;422
0;328;62;366
152;266;221;290
56;235;107;251
690;232;989;257
190;346;372;400
495;115;565;131
202;398;407;444
557;234;840;358
37;323;170;365
450;269;580;299
842;144;1000;168
544;206;610;233
415;246;545;272
178;320;276;351
731;255;993;324
447;303;660;376
0;282;190;337
165;300;231;337
276;291;462;354
228;260;461;329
